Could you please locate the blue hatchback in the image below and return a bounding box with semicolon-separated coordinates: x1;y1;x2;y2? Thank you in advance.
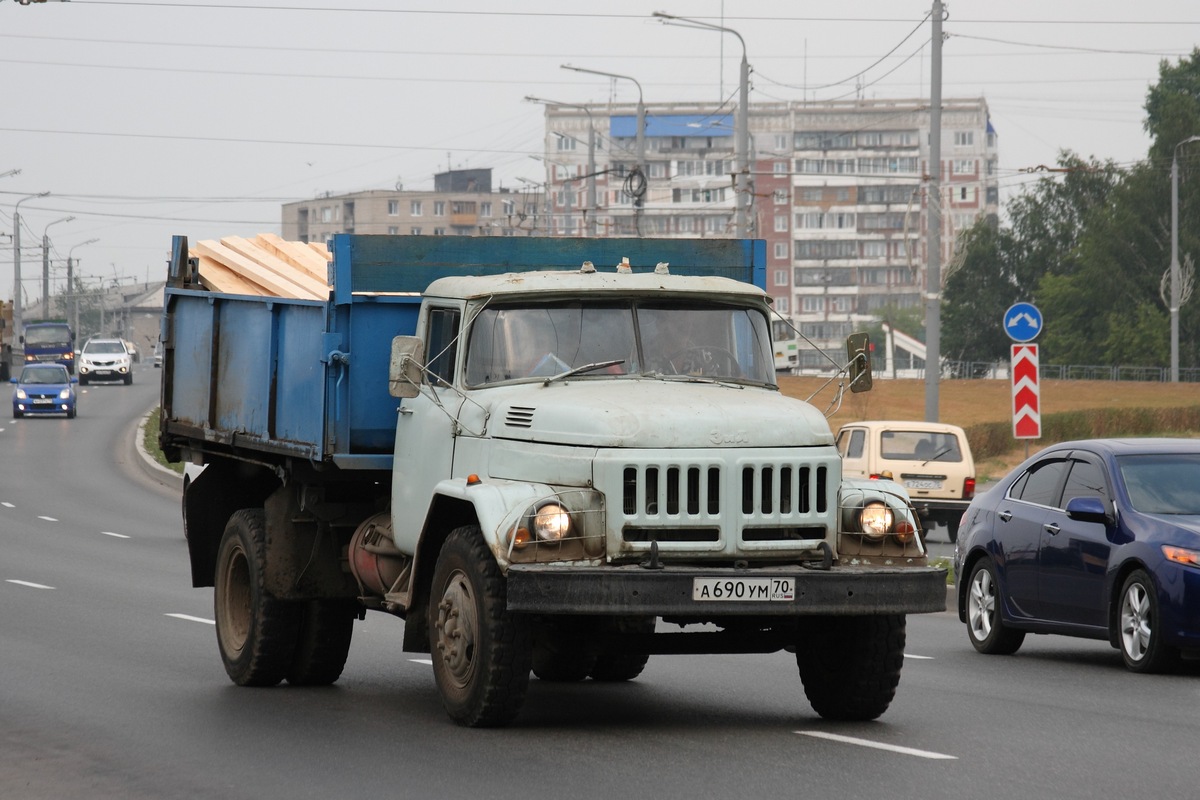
11;363;78;419
954;438;1200;672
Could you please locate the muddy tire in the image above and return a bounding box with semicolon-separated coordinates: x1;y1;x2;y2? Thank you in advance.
589;616;655;682
214;509;301;687
532;638;596;682
429;526;532;727
287;600;357;686
796;614;905;721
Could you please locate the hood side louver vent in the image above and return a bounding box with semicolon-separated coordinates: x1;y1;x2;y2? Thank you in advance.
505;406;536;428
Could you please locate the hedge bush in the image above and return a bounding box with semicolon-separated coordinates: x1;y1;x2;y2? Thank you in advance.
965;406;1200;461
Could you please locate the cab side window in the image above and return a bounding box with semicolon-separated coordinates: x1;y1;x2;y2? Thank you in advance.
425;307;461;387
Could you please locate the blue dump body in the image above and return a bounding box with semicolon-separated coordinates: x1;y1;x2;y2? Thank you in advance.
160;234;766;470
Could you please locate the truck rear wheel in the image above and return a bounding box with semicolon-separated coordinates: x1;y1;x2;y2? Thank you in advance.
214;509;301;687
589;616;655;682
795;614;905;721
287;600;357;686
429;526;532;727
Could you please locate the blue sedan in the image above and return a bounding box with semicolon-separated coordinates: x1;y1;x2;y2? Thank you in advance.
11;363;78;419
954;438;1200;672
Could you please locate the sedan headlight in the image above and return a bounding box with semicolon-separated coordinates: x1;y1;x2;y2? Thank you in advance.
59;388;71;399
859;501;894;540
532;502;571;542
15;388;27;400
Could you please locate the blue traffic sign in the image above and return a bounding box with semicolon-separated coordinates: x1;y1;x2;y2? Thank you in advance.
1004;302;1043;342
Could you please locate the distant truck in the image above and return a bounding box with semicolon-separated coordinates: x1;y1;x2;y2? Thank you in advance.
160;234;946;727
21;321;75;374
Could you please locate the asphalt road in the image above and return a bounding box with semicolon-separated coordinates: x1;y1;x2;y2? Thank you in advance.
2;376;1197;799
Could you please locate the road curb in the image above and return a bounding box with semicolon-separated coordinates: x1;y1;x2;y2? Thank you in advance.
134;405;183;488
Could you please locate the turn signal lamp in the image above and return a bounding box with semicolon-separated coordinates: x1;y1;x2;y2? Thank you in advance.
1162;546;1200;567
466;474;482;486
963;477;976;500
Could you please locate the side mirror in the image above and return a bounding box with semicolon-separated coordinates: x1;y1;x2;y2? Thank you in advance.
846;332;872;393
8;377;16;385
388;336;425;399
1065;496;1110;525
70;376;79;384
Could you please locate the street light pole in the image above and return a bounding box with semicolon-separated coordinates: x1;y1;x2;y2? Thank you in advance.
12;191;50;347
42;215;74;320
1171;134;1200;382
67;238;99;336
525;96;598;237
653;12;752;238
562;64;646;233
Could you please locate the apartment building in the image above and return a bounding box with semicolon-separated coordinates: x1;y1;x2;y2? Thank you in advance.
281;169;545;243
535;98;999;369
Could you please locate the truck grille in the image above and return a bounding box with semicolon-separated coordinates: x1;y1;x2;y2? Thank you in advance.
603;451;837;555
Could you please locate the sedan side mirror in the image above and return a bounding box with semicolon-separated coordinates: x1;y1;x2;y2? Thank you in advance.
1065;496;1111;525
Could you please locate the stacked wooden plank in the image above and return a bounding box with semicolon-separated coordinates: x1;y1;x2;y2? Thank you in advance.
192;233;331;300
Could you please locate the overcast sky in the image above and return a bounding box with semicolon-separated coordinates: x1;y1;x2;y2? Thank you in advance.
1;0;1197;299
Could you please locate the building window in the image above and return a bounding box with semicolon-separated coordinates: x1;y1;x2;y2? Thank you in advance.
774;214;789;233
434;201;445;216
775;296;789;314
433;227;446;236
321;207;333;222
410;227;422;235
556;135;577;151
502;199;515;215
774;134;789;151
773;269;789;286
774;241;789;260
802;296;824;313
480;202;492;217
952;159;975;175
954;131;974;147
388;226;399;235
773;189;788;205
411;200;423;216
773;161;788;175
387;200;399;216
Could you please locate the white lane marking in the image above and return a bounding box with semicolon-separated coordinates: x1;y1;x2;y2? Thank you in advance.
7;579;56;590
166;613;215;625
100;531;131;539
409;658;433;665
1;502;13;508
796;731;957;760
904;653;934;660
38;516;58;522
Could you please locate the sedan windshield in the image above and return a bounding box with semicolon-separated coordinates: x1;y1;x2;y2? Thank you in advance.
465;300;775;387
1118;453;1200;515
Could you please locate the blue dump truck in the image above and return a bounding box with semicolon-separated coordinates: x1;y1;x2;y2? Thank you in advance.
160;234;945;727
21;320;75;374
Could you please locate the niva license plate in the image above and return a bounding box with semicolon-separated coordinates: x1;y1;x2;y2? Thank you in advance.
692;577;795;602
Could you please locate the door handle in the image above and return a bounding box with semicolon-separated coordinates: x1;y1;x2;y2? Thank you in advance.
1043;522;1060;535
999;510;1012;522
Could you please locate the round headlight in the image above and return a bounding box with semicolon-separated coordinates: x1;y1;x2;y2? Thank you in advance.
532;503;571;542
859;501;894;540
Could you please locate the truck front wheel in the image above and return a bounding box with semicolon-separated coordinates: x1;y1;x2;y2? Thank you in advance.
429;526;532;727
795;614;905;721
214;509;301;687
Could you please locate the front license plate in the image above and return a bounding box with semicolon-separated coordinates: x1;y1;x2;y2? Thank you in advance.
905;479;943;490
33;399;52;405
692;577;795;602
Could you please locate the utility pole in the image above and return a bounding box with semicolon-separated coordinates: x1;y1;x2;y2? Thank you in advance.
12;191;50;346
924;0;944;422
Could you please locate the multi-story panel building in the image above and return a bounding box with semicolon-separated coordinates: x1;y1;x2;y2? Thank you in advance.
281;169;544;243
534;98;999;370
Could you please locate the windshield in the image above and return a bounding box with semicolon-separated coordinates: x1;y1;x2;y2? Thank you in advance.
24;325;72;347
465;300;775;387
1118;453;1200;515
84;341;127;355
20;366;69;385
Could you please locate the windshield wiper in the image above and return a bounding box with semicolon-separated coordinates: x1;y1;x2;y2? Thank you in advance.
543;359;626;385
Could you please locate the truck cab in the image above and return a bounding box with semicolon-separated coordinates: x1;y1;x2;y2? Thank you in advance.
20;321;75;374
